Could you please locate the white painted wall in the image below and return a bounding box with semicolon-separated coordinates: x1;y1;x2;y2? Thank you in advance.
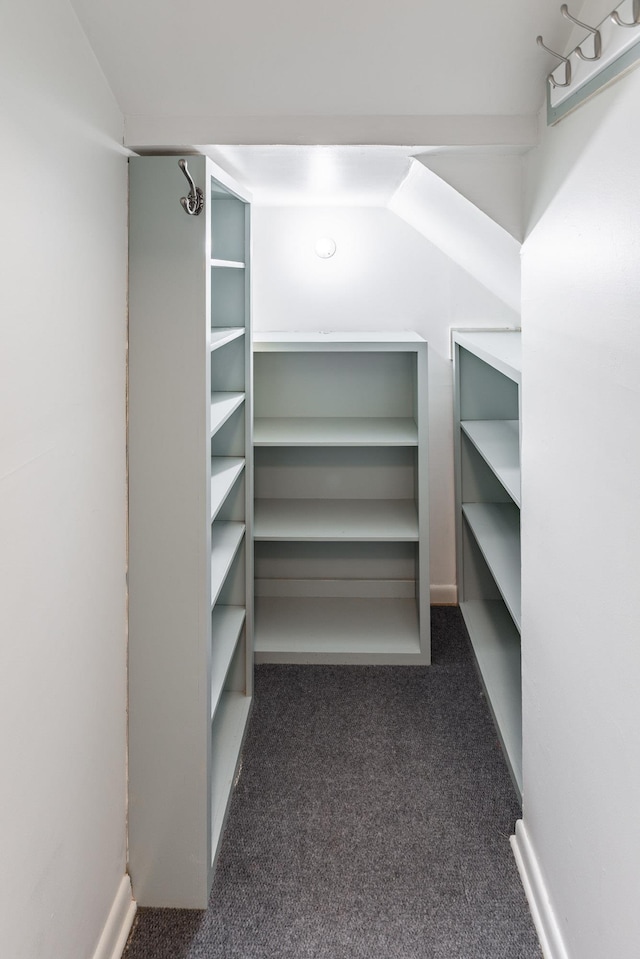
0;2;129;958
520;69;640;958
252;204;519;599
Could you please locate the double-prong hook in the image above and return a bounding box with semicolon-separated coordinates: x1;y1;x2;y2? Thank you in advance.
178;159;204;216
537;35;573;87
561;5;602;60
610;0;640;26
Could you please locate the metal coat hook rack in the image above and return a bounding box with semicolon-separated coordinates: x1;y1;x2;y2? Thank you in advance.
538;0;640;123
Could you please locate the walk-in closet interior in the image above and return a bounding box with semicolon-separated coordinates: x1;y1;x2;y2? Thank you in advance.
7;2;640;959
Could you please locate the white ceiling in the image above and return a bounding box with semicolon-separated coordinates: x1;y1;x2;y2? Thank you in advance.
69;0;596;133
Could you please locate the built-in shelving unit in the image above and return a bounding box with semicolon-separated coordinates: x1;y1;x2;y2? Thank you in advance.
453;330;522;799
128;155;253;908
253;332;429;665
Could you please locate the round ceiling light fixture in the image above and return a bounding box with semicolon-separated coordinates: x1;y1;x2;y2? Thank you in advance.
315;237;337;258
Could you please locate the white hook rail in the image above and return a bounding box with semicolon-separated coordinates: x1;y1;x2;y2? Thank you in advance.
539;0;640;123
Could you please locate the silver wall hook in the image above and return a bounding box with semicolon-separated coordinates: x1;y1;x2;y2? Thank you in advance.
537;35;573;87
178;159;204;216
610;0;640;26
561;4;602;59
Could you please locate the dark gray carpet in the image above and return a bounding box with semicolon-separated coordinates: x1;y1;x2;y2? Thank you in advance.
124;607;541;958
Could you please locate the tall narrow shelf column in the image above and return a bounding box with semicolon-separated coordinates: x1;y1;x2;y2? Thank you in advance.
452;330;522;798
128;156;253;908
253;332;430;665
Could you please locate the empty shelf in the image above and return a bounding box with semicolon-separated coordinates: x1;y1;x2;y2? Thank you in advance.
211;522;245;607
462;503;521;630
210;258;245;269
211;691;252;864
460;598;522;798
211;392;244;437
253;417;418;447
461;420;520;505
211;457;245;521
254;499;419;541
255;596;422;663
211;606;246;719
211;328;245;351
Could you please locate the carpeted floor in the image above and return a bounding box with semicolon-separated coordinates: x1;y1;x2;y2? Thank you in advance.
123;607;541;958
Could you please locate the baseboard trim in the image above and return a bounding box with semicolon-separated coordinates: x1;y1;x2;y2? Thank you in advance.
511;820;570;959
430;584;457;605
92;874;137;959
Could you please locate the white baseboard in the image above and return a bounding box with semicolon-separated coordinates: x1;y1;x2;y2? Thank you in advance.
92;874;137;959
511;820;570;959
430;584;457;605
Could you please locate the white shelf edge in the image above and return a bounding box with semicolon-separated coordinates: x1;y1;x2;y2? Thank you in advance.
211;457;245;522
253;331;426;348
211;522;245;608
254;498;419;542
460;598;522;798
210;392;245;437
210;258;245;269
453;330;521;383
210;328;245;351
462;502;521;631
211;692;252;866
211;606;246;720
253;417;418;447
461;419;520;506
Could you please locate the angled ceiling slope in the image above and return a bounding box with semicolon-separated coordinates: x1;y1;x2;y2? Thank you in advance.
388;160;521;312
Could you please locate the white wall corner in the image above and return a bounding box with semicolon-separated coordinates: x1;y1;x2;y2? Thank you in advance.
387;159;521;314
430;585;458;605
511;820;571;959
91;875;137;959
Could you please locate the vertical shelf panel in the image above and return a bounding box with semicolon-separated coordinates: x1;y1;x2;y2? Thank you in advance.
128;155;253;909
453;330;522;801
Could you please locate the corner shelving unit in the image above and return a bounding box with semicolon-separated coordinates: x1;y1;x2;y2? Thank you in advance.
128;155;253;908
452;330;522;799
253;332;429;665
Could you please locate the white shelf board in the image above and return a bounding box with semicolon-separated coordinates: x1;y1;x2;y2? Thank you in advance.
461;420;520;506
254;331;425;349
210;328;245;351
254;498;418;541
462;503;521;630
210;258;245;269
459;598;522;798
253;417;418;447
211;457;245;522
210;392;245;437
211;522;245;608
454;331;521;384
255;596;422;663
211;606;246;719
211;691;252;864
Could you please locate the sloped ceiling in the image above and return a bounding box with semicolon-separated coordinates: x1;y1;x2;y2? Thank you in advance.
68;0;593;147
